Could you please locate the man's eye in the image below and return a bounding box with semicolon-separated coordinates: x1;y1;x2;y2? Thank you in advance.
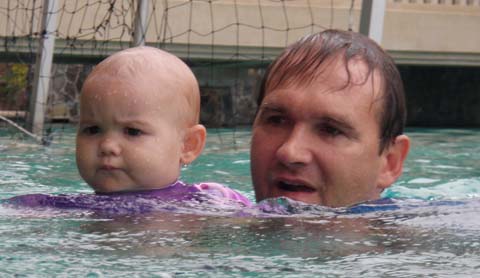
125;127;142;136
82;126;100;135
319;125;343;137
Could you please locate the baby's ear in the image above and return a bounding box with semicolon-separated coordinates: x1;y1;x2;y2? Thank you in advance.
180;124;207;165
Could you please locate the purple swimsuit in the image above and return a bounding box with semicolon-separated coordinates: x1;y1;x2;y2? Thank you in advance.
6;180;252;214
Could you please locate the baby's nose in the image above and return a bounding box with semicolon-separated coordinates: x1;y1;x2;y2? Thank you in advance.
98;137;121;156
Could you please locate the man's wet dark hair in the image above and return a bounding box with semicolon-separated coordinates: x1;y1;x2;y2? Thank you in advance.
257;29;406;153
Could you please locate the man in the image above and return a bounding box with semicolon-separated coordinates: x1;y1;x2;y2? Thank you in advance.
250;29;410;207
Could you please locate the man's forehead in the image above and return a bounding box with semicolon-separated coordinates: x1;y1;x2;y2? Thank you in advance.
262;65;384;120
286;56;378;91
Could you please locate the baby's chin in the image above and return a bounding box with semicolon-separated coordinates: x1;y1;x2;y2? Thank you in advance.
96;184;176;194
89;181;136;194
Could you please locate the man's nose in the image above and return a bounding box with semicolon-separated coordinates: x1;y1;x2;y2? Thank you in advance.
98;135;121;156
275;126;312;167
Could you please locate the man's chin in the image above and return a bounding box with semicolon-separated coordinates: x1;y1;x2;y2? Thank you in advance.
259;188;321;205
277;191;321;204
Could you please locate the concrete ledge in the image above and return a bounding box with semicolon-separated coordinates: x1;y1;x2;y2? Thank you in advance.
390;50;480;66
0;110;26;118
3;37;480;67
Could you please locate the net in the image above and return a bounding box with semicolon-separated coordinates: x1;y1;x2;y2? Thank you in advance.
0;0;362;143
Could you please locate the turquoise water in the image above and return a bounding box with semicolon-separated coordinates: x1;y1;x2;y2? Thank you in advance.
1;125;479;277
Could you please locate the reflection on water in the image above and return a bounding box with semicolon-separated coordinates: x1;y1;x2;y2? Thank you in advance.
385;128;480;201
1;200;479;277
1;126;480;277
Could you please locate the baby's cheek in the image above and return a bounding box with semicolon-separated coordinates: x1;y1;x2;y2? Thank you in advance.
76;158;91;184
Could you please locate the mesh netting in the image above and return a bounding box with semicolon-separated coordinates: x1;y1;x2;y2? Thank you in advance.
0;0;365;142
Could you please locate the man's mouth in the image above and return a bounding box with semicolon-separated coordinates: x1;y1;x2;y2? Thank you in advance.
277;181;316;192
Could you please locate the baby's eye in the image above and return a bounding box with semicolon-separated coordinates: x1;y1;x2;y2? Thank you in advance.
81;126;100;135
124;127;143;136
268;115;285;125
262;114;286;126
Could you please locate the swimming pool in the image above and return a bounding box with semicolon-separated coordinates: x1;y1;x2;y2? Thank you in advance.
1;126;479;277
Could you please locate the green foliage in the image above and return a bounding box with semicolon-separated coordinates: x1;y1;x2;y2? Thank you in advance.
2;64;28;94
0;64;29;109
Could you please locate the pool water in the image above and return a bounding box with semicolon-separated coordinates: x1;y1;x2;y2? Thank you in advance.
1;126;479;277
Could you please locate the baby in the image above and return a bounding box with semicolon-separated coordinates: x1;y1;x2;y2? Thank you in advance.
7;47;251;213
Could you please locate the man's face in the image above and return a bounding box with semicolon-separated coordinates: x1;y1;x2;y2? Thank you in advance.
250;58;392;207
76;78;186;193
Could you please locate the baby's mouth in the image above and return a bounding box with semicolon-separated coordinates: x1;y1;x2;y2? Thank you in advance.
277;181;316;192
99;164;120;171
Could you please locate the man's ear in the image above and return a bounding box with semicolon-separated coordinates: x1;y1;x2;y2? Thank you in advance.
377;134;410;190
180;124;207;165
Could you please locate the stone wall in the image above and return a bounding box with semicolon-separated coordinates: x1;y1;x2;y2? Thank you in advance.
44;63;263;127
193;66;262;127
16;62;480;128
46;64;91;122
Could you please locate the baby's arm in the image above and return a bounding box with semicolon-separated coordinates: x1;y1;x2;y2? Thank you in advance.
195;182;252;207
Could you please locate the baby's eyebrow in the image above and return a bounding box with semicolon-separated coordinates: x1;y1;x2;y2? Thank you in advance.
259;103;286;113
78;117;95;124
117;119;151;126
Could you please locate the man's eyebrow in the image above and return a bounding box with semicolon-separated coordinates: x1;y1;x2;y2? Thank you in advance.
321;116;354;130
320;116;360;138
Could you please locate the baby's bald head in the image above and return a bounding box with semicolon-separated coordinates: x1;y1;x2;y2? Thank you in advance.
82;46;200;126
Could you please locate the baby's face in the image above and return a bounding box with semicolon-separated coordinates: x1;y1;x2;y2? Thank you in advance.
76;77;189;193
